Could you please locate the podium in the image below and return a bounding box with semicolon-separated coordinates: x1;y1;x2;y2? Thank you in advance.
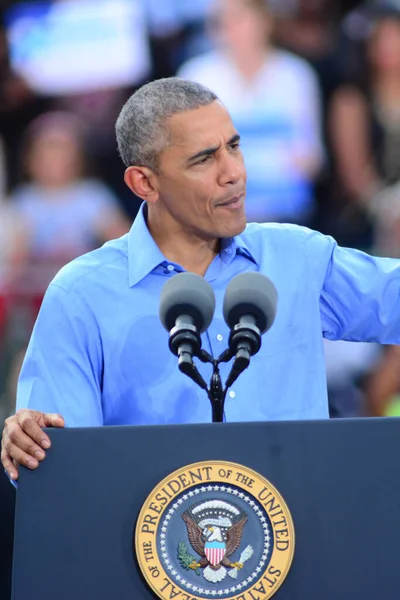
0;468;15;600
11;417;400;599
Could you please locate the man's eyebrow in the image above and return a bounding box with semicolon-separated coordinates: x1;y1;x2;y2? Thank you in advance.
187;133;241;163
228;133;241;146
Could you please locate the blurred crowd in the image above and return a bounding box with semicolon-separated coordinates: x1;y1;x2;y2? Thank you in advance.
1;0;400;422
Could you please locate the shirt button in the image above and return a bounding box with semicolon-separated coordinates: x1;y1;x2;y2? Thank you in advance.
229;391;235;398
167;264;174;271
216;334;223;342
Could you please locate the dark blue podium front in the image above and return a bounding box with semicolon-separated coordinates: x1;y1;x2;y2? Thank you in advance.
11;418;400;599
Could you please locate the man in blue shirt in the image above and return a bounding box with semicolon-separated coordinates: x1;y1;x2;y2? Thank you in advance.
2;77;400;482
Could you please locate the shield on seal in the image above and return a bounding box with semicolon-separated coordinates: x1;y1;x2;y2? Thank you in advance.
205;542;226;566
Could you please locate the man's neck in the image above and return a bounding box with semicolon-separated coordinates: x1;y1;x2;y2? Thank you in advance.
147;207;220;276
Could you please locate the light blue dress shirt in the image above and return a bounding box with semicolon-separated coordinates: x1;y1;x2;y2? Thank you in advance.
16;204;400;426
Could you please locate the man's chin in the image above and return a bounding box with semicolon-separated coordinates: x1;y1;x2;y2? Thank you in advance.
224;214;247;238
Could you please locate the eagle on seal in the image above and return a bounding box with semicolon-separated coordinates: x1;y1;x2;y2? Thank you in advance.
182;509;249;583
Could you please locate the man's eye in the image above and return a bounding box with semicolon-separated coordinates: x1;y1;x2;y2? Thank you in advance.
198;155;212;164
230;142;241;150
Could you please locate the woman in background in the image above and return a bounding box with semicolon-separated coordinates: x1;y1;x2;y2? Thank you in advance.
11;111;129;267
177;0;324;225
2;112;129;410
330;7;400;256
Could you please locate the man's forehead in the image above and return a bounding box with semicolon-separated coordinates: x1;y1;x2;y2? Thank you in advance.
166;102;236;148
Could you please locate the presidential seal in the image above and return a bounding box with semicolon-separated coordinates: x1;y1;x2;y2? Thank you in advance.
135;461;294;600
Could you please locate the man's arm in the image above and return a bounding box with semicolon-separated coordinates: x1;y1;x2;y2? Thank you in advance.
306;230;400;343
1;282;103;480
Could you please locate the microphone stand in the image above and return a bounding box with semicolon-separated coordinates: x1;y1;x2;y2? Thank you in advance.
196;349;238;423
176;346;258;423
195;350;228;423
167;321;231;423
169;320;260;423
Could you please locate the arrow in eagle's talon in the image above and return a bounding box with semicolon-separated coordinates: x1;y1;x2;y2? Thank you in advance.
231;562;243;570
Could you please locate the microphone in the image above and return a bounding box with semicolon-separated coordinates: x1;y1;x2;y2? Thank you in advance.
223;272;277;387
159;272;216;387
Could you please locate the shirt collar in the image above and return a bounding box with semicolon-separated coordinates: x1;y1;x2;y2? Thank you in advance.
128;203;258;287
128;204;167;287
220;233;258;266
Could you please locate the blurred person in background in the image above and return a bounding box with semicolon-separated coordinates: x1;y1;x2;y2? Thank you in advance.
323;337;381;417
0;133;27;290
0;136;21;270
329;5;400;256
0;133;24;426
10;111;129;270
1;111;130;415
145;0;214;78
320;3;400;417
274;0;364;237
54;88;142;221
275;0;358;114
0;23;50;193
0;345;21;425
177;0;324;225
364;343;400;416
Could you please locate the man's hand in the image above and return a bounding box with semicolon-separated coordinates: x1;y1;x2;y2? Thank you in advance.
1;409;65;481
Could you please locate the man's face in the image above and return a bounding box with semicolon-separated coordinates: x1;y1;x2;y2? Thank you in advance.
153;101;247;240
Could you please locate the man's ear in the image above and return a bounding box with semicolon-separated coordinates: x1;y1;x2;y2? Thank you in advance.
124;166;159;204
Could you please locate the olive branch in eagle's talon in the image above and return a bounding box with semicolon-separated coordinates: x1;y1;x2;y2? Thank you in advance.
177;541;202;575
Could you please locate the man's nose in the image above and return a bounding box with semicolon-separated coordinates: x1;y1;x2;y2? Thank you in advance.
218;150;245;185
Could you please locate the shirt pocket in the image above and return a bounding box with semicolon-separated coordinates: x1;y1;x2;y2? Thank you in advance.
251;338;311;420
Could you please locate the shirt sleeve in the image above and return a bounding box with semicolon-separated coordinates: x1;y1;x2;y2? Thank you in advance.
306;230;400;343
16;283;104;426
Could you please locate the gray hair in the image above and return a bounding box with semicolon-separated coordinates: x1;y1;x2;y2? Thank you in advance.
115;77;218;172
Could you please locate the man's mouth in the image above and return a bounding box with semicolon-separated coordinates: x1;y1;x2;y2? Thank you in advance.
216;192;245;209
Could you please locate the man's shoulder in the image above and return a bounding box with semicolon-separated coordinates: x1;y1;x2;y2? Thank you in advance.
240;221;311;247
238;221;332;264
240;222;337;284
50;234;129;295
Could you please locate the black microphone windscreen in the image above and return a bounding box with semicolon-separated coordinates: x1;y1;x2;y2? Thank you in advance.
223;272;277;334
159;272;216;333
